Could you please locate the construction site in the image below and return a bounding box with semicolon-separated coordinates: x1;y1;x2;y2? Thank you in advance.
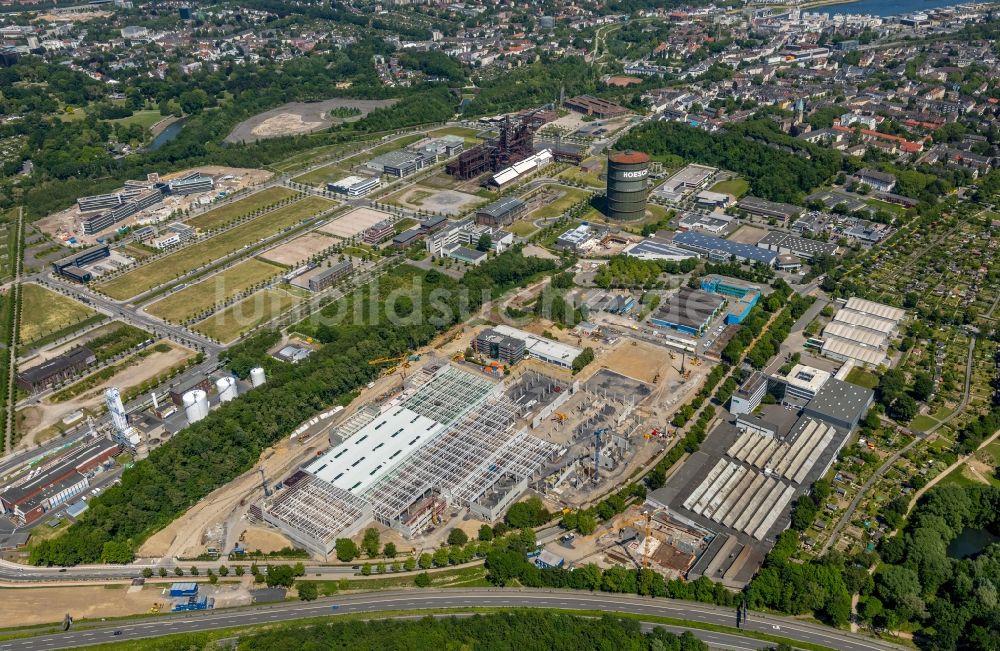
234;313;713;562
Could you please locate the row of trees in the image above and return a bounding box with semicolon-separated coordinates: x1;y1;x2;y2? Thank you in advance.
238;610;709;651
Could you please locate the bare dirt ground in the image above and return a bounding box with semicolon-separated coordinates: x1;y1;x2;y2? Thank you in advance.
139;436;327;559
0;585;163;626
522;244;559;260
239;526;295;554
727;225;769;245
319;207;392;239
598;339;677;384
35;166;271;245
259;232;338;267
225;99;396;143
17;343;194;447
388;187;482;216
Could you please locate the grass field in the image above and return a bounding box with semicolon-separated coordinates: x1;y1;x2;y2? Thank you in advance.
909;414;939;432
98;196;334;300
186;187;299;231
428;126;483;146
558;158;605;187
527;186;592;220
509;220;539;237
710;178;749;197
19;284;97;345
292;163;350;187
340;133;424;168
192;289;299;343
865;198;907;217
145;259;284;322
846;367;879;389
108;110;164;131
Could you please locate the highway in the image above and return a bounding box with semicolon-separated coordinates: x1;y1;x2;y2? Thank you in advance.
0;589;908;651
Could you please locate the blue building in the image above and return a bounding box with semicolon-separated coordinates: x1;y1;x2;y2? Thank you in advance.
650;287;725;336
700;275;761;325
673;231;778;266
169;582;198;598
51;245;111;283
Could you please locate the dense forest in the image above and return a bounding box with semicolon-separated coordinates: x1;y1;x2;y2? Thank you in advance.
617;119;841;204
31;249;558;566
238;611;709;651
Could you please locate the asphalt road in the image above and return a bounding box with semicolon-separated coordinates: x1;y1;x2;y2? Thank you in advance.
1;589;908;651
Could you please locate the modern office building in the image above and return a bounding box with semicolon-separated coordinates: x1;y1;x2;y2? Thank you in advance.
364;219;395;245
308;260;353;292
779;364;832;403
327;175;380;197
606;150;650;221
51;245;111;282
730;371;767;416
167;172;214;195
474;328;527;365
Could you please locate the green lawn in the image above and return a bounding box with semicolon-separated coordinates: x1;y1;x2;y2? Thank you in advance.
710;178;749;198
98;196;334;300
341;134;425;168
558;159;605;188
192;289;300;343
428;126;483;146
846;367;879;389
865;198;907;217
509;220;539;237
19;284;97;345
145;259;284;322
186;187;299;231
527;186;592;220
909;414;939;432
937;464;989;489
108;110;164;131
293;164;350;188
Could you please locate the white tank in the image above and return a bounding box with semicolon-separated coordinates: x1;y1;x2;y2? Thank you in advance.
216;376;238;403
183;389;209;424
250;367;266;388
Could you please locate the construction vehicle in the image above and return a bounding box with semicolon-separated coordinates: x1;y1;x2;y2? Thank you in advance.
619;511;654;569
553;411;568;423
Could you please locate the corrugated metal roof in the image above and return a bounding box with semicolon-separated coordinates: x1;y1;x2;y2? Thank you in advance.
823;321;888;349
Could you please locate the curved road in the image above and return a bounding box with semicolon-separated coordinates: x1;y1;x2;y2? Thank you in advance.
5;589;907;651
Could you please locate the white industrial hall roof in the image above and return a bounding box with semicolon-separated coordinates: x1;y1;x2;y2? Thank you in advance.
305;407;444;494
843;297;905;323
822;321;889;349
831;308;897;335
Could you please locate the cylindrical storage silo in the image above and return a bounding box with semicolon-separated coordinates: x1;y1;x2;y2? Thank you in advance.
606;150;650;221
216;376;238;403
183;389;209;424
250;367;266;388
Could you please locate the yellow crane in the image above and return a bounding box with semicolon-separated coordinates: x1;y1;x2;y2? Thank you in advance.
619;511;654;569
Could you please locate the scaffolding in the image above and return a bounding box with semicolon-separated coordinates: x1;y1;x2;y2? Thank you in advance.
363;394;557;526
261;473;371;556
403;365;498;425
